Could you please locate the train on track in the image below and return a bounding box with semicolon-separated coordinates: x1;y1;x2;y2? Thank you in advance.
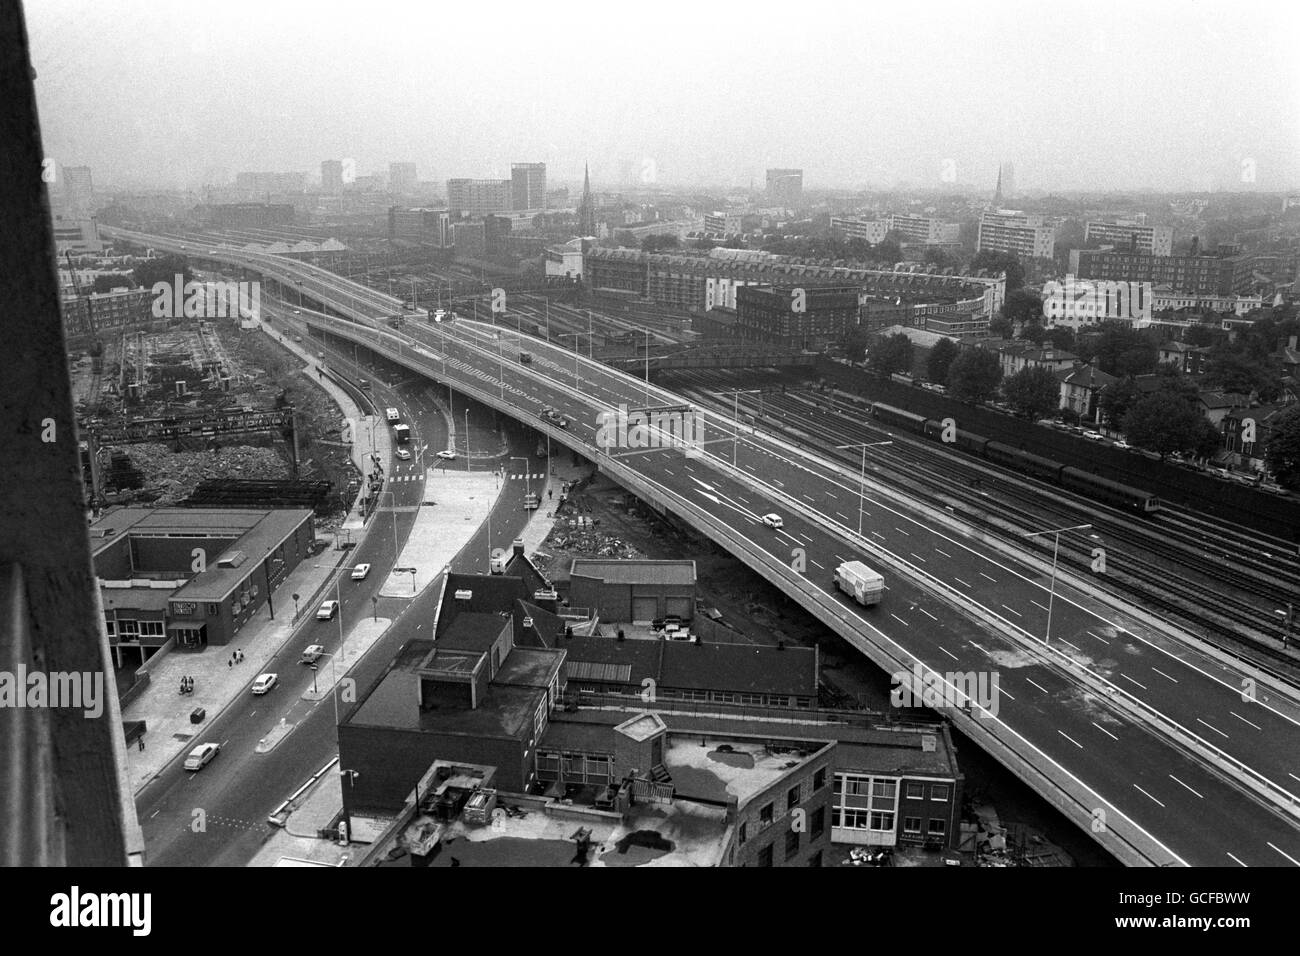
868;402;1162;514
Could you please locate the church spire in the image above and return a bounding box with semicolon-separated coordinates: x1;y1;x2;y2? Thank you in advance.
579;162;595;237
992;165;1003;208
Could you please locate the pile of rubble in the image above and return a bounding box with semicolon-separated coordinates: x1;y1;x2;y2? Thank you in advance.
117;442;290;506
540;523;642;561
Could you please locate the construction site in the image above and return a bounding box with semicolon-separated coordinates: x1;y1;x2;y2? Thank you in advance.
68;311;360;521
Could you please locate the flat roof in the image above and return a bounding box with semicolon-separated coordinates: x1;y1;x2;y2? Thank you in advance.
659;641;817;697
570;559;696;586
663;733;825;806
437;612;508;653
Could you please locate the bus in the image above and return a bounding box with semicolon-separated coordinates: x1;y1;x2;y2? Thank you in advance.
393;424;411;444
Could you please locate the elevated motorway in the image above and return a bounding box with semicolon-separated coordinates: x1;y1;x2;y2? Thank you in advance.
103;227;1300;866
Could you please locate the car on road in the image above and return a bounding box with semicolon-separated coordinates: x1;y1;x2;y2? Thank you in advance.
358;379;371;390
316;600;340;621
1082;430;1106;441
761;513;784;529
1112;440;1132;450
395;448;412;461
436;450;457;460
351;563;371;581
251;673;278;695
300;644;325;664
183;742;221;771
293;335;303;342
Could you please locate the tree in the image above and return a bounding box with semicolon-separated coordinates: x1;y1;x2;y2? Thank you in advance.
1202;349;1282;402
1099;377;1144;428
947;349;1002;404
132;254;192;290
1045;327;1076;352
970;250;1025;290
868;239;903;265
927;338;959;384
614;230;637;248
1019;322;1047;344
1002;287;1044;326
1121;394;1210;460
869;333;914;376
988;315;1012;339
1003;366;1061;420
91;273;134;292
1265;406;1300;489
1086;322;1156;376
922;246;953;269
641;234;679;253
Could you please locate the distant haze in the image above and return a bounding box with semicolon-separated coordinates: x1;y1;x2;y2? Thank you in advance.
25;0;1300;193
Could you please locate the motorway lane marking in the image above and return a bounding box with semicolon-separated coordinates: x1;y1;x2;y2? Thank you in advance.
1060;639;1081;652
916;607;937;621
894;527;910;536
811;559;824;570
871;531;885;541
890;614;909;627
773;479;784;487
1167;775;1203;799
1058;731;1083;749
1226;853;1248;867
909;552;927;563
1196;717;1228;739
1087;630;1111;645
1001;604;1021;617
997;686;1015;701
980;572;998;583
1026;678;1049;694
1133;785;1165;808
1150;667;1178;684
938;646;958;662
1031;600;1051;613
150;810;160;818
934;547;952;558
664;468;675;476
802;494;816;502
1119;673;1147;690
1268;843;1300;866
1230;711;1261;730
1091;722;1118;741
827;492;838;499
969;641;985;652
954;577;972;588
836;512;851;520
835;555;847;563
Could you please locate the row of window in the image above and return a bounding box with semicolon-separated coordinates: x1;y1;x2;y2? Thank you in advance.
754;808;827;866
834;776;950;803
104;619;165;639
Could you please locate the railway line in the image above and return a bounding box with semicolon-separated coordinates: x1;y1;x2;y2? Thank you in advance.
666;367;1300;679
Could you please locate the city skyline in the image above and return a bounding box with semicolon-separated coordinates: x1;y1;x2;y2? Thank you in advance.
26;0;1300;194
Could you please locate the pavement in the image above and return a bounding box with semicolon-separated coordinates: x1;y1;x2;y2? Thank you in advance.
121;327;394;794
517;459;597;558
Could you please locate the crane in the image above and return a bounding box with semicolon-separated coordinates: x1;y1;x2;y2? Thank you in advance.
65;250;103;372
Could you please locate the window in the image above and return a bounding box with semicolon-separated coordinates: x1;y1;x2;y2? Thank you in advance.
870;811;895;832
713;692;736;703
813;768;826;791
118;620;139;637
738;822;747;845
796;697;811;708
810;807;825;838
872;780;897;801
739;692;763;705
768;695;789;707
104;620;116;637
759;803;774;826
785;829;800;859
757;844;773;868
787;785;801;811
140;621;164;638
928;818;947;837
903;816;922;835
840;808;870;830
833;775;844;795
931;784;950;802
905;782;924;800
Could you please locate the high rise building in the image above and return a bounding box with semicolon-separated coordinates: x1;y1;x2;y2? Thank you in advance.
389;162;417;194
578;163;596;237
1084;221;1174;256
446;178;511;216
998;162;1016;201
321;160;343;193
977;211;1055;259
766;168;803;208
62;165;94;211
511;162;547;211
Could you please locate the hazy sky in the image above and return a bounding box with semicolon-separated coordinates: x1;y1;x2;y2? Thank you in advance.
24;0;1300;193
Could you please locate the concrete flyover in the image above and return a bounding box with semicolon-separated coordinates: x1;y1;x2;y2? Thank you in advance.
100;227;1300;867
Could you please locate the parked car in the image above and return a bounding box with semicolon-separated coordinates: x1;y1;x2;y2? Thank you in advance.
300;644;325;664
184;742;220;771
316;600;339;621
1112;440;1132;450
358;379;371;390
762;513;784;529
1083;430;1106;441
395;448;412;461
351;563;371;581
436;449;457;460
251;673;278;695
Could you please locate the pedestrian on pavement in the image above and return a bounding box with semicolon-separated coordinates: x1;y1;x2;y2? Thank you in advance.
228;658;233;668
138;736;145;752
548;488;553;500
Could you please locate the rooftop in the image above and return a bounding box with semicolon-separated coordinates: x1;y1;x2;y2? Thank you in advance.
569;558;696;586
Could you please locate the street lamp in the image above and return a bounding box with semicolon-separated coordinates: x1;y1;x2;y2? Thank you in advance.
556;332;587;395
311;563;353;664
1020;524;1092;644
717;388;764;467
836;440;894;537
307;648;342;730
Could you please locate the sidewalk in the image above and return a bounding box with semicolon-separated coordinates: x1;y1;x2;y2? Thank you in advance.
517;459;597;557
121;327;396;793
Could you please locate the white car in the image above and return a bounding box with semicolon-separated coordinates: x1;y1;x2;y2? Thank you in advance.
184;742;220;772
761;514;784;530
351;563;371;581
1083;430;1106;441
1112;440;1132;450
300;644;325;664
436;450;457;460
251;673;278;695
395;448;412;461
316;600;339;621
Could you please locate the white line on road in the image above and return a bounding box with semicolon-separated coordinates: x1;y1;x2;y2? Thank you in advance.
890;614;909;627
1196;717;1228;739
939;646;958;661
836;512;851;520
954;577;972;588
1001;604;1021;617
980;572;997;583
1150;667;1178;684
894;527;910;536
1227;853;1248;867
934;547;951;558
1087;630;1111;645
1269;843;1300;866
1168;775;1203;799
1058;731;1082;749
1091;722;1118;741
917;607;938;621
871;531;885;541
1026;678;1049;694
1133;785;1165;808
909;552;927;563
1119;673;1147;690
1060;639;1080;652
811;560;824;570
1031;600;1051;613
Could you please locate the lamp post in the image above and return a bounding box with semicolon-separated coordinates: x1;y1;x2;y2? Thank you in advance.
1020;524;1092;644
556;332;587;395
311;563;353;664
464;407;471;471
308;648;342;729
836;440;894;537
717;388;764;467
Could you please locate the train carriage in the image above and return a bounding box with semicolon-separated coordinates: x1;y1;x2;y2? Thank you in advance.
955;429;989;456
869;402;928;435
984;441;1063;482
1060;466;1160;513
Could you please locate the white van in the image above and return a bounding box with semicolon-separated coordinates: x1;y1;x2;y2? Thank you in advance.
385;407;400;423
